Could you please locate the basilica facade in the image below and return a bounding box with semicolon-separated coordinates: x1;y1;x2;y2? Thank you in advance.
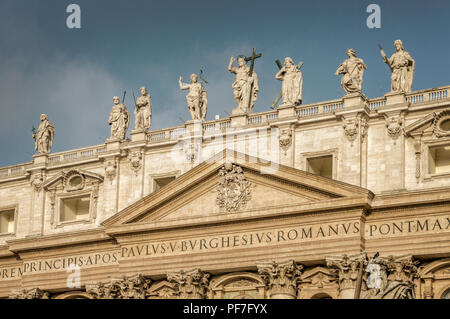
1;78;450;298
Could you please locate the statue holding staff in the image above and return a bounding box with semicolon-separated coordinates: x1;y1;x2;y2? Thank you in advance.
33;114;55;154
335;49;367;94
108;96;129;141
179;74;208;121
275;57;303;106
379;40;415;93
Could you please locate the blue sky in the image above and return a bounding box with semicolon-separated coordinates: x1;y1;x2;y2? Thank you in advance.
0;0;449;166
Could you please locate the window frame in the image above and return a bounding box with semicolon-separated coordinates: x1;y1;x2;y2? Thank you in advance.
300;148;338;180
423;138;450;181
0;205;18;237
151;170;180;193
56;190;94;227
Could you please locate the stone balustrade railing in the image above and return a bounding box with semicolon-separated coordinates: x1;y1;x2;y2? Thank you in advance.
0;85;449;178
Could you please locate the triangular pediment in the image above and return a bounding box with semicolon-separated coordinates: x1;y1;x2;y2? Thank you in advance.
405;109;450;138
103;150;373;231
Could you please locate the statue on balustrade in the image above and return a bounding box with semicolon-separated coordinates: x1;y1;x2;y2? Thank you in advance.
108;96;129;141
379;39;415;93
33;114;55;154
179;74;207;121
335;49;367;94
134;86;151;131
228;55;259;114
275;57;303;106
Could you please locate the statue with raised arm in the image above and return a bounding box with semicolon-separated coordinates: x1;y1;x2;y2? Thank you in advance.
33;114;55;154
380;40;415;93
336;49;367;94
179;74;207;121
108;96;129;141
134;86;151;131
228;56;259;113
275;57;303;106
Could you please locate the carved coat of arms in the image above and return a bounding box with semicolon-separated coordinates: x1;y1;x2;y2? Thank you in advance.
216;163;252;213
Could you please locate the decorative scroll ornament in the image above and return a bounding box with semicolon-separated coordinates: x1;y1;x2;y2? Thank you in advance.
385;116;403;142
167;268;210;299
257;260;303;298
63;169;85;191
86;274;151;299
342;118;359;145
279;129;292;155
128;151;142;175
216;163;252;213
433;110;450;138
104;160;117;182
9;288;50;299
30;172;44;191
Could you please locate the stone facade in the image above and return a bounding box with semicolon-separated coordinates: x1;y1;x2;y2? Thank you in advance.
1;87;450;299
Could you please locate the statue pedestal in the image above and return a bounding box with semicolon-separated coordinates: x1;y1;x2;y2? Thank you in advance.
105;139;121;152
230;108;249;128
185;120;203;135
343;92;368;108
130;129;147;143
32;153;48;166
277;104;297;119
385;91;407;106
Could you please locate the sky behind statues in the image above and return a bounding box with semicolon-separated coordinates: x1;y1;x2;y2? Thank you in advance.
0;0;449;166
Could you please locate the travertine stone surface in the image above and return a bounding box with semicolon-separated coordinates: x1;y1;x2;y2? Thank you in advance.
380;40;415;93
108;96;129;141
336;49;367;94
228;56;259;114
275;57;303;106
33;114;55;154
179;74;207;121
134;86;152;131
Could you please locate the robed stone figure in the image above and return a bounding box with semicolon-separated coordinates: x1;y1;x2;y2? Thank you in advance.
275;57;303;106
179;74;207;121
33;114;55;154
108;96;129;141
228;56;259;113
134;86;151;131
335;49;367;94
381;40;415;93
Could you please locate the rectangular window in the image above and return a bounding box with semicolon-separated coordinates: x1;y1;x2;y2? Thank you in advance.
429;145;450;174
0;209;15;234
60;195;90;222
154;176;176;192
307;155;333;179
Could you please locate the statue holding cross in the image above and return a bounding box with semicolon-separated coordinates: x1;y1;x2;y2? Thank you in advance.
275;57;303;107
228;48;261;114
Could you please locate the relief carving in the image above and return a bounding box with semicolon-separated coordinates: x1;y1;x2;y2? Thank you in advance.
342;118;359;144
257;260;303;298
9;288;50;299
216;163;252;213
326;252;367;293
30;172;44;191
167;268;210;299
128;151;142;175
86;274;151;299
433;110;450;138
104;160;117;182
385;115;403;142
278;129;292;155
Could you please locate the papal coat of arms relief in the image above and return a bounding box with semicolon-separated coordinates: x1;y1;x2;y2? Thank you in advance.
216;163;253;213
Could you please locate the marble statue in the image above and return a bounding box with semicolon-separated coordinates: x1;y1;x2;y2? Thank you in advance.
275;57;303;106
179;74;208;121
134;86;151;131
108;96;129;141
33;114;55;154
380;40;415;93
335;49;367;94
228;56;259;113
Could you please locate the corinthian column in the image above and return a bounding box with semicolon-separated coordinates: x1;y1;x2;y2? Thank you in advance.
257;260;303;299
167;268;210;299
326;252;367;299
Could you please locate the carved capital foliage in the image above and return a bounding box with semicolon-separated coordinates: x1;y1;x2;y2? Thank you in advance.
9;288;50;299
167;268;210;299
86;274;151;299
128;151;143;175
257;260;303;298
326;252;367;291
278;128;292;155
216;163;252;213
